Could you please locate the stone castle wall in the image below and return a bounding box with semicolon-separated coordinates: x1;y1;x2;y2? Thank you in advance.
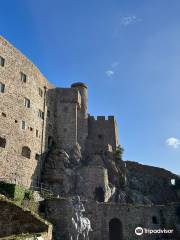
44;199;180;240
53;88;80;150
0;36;119;189
87;202;180;240
0;197;52;239
0;36;54;187
87;115;119;153
71;83;88;150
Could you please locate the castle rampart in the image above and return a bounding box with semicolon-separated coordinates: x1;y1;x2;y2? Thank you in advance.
87;115;119;153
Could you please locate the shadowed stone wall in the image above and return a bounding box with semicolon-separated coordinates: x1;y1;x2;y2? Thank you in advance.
87;116;119;153
0;197;52;239
44;199;180;240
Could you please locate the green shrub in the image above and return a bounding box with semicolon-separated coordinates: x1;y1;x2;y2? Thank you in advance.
24;189;33;200
14;185;25;202
115;145;124;160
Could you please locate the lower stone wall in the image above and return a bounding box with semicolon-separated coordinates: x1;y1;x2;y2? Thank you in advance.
44;198;180;240
86;202;180;240
43;198;72;240
0;197;52;240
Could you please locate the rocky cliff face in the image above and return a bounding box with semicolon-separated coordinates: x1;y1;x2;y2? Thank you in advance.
124;161;179;204
42;145;180;205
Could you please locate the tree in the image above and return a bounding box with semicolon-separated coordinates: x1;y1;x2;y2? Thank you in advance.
115;145;124;160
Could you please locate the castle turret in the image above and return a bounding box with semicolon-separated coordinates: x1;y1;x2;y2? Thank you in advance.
71;82;88;149
71;82;88;117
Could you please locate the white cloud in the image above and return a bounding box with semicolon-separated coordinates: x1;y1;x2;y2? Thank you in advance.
120;15;141;27
105;70;114;77
166;137;180;148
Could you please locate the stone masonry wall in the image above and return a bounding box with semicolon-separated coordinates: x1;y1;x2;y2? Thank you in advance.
54;88;81;150
44;199;180;240
71;83;88;150
0;197;52;239
0;35;119;190
87;202;180;240
87;116;119;153
0;36;54;187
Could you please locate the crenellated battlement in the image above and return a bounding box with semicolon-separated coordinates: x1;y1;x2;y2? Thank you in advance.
88;115;115;122
88;115;118;152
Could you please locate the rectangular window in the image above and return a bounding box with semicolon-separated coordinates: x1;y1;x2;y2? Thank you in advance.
1;112;6;117
21;120;26;130
24;98;30;108
35;153;40;161
21;72;27;83
0;56;5;67
36;130;39;137
0;82;5;93
47;110;50;117
39;88;43;97
38;109;44;119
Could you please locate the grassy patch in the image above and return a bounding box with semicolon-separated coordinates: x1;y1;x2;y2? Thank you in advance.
0;182;34;204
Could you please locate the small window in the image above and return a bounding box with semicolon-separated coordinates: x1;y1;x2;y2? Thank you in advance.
38;109;44;119
30;127;33;131
21;72;27;83
21;120;26;130
171;179;176;186
36;129;39;137
94;186;105;202
35;153;40;161
47;110;50;117
24;98;30;108
98;134;103;139
0;137;6;148
1;112;6;117
22;146;31;159
0;56;5;67
48;136;54;148
0;82;5;93
152;216;158;224
39;88;43;97
15;120;18;123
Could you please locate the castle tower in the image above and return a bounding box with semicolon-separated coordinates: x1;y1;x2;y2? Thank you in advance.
71;82;88;150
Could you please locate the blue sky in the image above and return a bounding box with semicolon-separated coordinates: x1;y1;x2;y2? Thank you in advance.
1;0;180;174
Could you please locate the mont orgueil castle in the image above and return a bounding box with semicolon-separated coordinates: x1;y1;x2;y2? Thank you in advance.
0;35;180;240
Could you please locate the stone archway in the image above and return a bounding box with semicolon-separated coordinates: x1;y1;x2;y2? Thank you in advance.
109;218;123;240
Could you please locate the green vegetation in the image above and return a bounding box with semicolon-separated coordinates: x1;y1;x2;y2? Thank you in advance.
0;182;34;204
115;144;124;160
24;189;33;200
